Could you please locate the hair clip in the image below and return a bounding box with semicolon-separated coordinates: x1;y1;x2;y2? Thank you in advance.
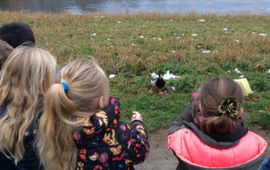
218;96;240;118
60;80;69;92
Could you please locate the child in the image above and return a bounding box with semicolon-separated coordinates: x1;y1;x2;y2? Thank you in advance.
0;45;57;170
0;22;35;48
168;78;267;170
37;58;149;170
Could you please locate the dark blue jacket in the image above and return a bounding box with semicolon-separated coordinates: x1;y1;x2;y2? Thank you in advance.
0;105;43;170
260;157;270;170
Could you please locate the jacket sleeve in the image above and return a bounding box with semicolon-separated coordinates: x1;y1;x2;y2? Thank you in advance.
259;157;270;170
126;120;149;165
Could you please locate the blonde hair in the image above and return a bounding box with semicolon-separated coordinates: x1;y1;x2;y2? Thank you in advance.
0;45;57;164
37;58;109;170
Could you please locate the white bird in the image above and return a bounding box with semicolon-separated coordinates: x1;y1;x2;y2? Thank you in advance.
150;72;159;85
163;70;179;81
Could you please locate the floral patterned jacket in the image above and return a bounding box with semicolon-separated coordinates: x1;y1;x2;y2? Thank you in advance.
73;97;149;170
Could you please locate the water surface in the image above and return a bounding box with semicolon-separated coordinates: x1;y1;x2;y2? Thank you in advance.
0;0;270;15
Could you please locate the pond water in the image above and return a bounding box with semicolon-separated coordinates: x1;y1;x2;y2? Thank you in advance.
0;0;270;15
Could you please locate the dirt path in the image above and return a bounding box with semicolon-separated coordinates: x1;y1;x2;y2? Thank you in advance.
252;125;270;154
136;127;270;170
135;129;178;170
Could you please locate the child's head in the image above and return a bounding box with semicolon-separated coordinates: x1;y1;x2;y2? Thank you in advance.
0;45;56;163
198;78;243;133
58;58;109;113
0;22;35;48
38;58;109;170
0;39;13;69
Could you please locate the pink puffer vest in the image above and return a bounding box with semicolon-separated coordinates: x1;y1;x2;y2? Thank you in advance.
168;128;267;169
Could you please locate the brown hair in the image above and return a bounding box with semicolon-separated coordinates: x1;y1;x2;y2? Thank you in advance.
37;58;109;170
198;78;243;133
0;40;13;69
0;46;56;164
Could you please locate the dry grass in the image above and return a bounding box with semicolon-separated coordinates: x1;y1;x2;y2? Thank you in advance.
0;12;269;71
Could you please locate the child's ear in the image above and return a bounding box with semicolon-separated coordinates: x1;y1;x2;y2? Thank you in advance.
237;107;244;118
98;96;105;109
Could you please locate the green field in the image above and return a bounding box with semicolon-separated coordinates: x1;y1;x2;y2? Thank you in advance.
1;12;270;131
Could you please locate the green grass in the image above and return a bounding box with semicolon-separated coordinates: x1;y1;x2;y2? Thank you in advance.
0;12;270;131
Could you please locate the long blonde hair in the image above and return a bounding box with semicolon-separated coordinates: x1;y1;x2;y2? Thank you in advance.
37;58;109;170
0;45;57;164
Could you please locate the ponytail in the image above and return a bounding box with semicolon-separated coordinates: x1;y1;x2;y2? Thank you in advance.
37;83;78;170
202;114;235;133
37;58;109;170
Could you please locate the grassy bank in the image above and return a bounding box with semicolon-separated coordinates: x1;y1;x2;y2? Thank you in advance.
1;12;270;131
